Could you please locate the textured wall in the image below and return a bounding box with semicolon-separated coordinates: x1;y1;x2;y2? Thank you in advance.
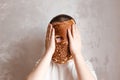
0;0;120;80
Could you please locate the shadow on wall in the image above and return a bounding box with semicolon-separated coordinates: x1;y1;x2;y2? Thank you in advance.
0;29;45;80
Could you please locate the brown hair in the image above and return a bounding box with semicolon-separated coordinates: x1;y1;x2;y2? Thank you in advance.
50;14;76;24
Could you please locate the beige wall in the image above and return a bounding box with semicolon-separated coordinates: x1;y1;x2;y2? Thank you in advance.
0;0;120;80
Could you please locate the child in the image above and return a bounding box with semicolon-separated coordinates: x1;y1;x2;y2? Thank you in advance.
26;14;97;80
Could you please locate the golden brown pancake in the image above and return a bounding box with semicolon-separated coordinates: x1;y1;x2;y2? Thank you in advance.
50;19;75;64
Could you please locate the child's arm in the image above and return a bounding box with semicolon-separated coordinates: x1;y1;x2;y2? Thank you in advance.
26;24;55;80
68;24;96;80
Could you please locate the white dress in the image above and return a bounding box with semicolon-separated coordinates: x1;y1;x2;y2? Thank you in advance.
44;59;97;80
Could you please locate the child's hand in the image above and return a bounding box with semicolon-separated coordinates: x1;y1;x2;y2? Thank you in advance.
68;24;82;56
45;24;55;55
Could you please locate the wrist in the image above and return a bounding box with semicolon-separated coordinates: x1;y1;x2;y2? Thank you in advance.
72;50;82;56
72;52;83;59
34;51;53;69
45;50;54;58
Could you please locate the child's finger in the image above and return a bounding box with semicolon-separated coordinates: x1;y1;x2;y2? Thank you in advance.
71;24;75;38
68;29;73;42
51;28;55;39
74;25;80;38
45;24;52;48
48;24;52;40
46;24;52;40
